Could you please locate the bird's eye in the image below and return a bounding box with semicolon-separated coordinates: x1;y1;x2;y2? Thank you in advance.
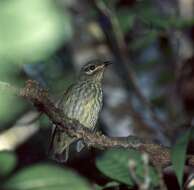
84;65;96;73
89;65;95;70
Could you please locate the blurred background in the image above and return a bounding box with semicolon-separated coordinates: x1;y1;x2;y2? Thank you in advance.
1;0;194;188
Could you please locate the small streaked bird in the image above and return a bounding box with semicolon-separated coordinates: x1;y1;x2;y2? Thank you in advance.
49;59;111;162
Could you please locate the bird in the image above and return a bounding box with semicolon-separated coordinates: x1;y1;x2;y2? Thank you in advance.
49;59;111;162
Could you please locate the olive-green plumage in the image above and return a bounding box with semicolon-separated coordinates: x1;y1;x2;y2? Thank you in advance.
49;59;110;162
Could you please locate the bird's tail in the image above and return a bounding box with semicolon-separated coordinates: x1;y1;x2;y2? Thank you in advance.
48;125;76;162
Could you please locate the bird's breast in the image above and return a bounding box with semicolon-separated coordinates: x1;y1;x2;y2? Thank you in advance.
63;82;103;129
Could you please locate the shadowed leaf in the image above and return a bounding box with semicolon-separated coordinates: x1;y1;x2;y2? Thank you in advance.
0;151;17;176
3;164;91;190
96;149;159;187
171;128;193;188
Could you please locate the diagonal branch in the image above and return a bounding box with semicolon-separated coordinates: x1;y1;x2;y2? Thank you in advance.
88;0;172;134
19;80;194;169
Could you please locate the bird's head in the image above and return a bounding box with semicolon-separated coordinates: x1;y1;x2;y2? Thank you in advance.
79;59;111;82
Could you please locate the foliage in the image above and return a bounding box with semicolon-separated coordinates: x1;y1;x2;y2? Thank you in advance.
171;128;194;189
0;0;73;125
96;149;159;189
0;151;17;177
0;152;91;190
0;0;72;63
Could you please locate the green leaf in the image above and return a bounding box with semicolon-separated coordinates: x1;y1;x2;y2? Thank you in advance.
3;164;91;190
0;64;27;125
0;151;17;176
0;91;26;124
0;0;72;63
96;149;134;186
96;149;159;187
171;128;193;188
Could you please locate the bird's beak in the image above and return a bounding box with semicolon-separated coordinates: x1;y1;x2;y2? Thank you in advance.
103;61;112;67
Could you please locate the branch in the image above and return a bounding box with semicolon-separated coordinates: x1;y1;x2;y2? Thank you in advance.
19;80;194;169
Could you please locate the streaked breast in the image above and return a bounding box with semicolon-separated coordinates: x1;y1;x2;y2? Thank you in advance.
62;82;103;129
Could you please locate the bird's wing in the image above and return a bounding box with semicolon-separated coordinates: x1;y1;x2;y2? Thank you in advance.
48;83;76;162
49;84;72;150
47;124;57;155
57;84;75;109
